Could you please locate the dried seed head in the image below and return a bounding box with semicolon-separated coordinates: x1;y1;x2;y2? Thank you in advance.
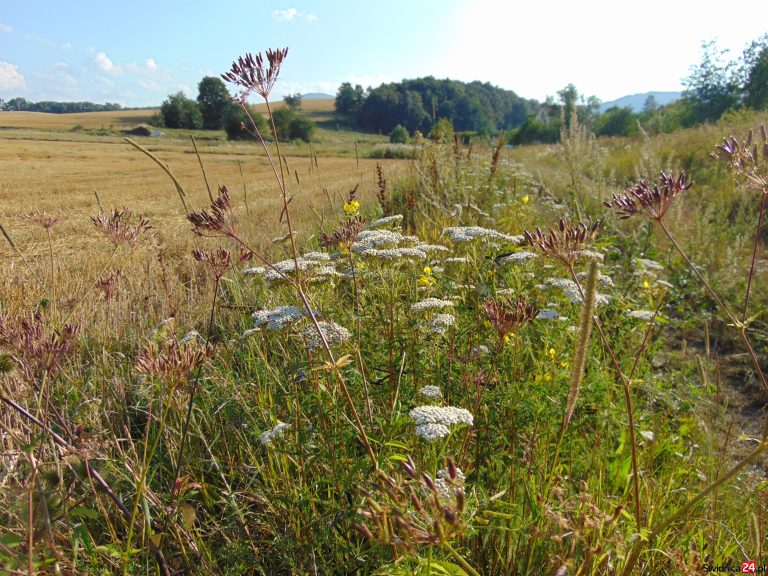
524;217;602;267
321;216;366;249
603;171;692;221
187;186;236;237
711;125;768;190
25;210;61;230
222;48;289;101
483;295;536;340
91;209;151;247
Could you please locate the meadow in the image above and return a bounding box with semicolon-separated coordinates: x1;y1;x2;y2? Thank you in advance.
1;60;767;576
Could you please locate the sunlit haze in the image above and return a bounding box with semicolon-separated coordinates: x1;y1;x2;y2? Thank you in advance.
1;0;765;107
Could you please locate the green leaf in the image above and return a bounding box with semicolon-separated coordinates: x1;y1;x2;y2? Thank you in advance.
70;506;101;520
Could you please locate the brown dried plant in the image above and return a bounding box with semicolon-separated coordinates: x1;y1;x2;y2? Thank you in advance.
91;208;151;247
356;457;471;561
603;171;692;221
136;337;211;391
482;295;536;345
0;311;80;384
192;247;252;281
523;217;602;268
25;210;62;230
186;186;236;238
320;216;366;249
221;48;289;101
97;269;124;300
712;124;768;191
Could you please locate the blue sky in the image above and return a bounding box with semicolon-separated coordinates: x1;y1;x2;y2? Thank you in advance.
1;0;766;107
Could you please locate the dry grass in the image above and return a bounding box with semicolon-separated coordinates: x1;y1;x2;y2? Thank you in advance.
0;109;157;130
0;124;406;328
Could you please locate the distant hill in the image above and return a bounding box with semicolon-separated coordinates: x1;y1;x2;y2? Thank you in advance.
599;91;681;113
302;93;334;100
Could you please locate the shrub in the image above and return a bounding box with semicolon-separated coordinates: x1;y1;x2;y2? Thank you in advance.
389;124;409;144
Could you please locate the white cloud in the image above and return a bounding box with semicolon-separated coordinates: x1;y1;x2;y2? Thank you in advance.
138;78;164;92
0;61;26;91
95;51;122;75
146;58;157;71
272;8;317;22
25;33;70;50
0;22;11;34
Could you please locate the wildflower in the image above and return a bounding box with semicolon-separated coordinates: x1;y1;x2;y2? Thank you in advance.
222;48;289;101
260;421;291;446
521;195;529;204
410;297;453;314
367;214;403;229
442;226;524;245
343;200;360;215
252;305;313;331
418;385;443;399
302;320;351;351
712;126;768;190
424;313;455;335
321;216;366;249
92;208;151;247
628;310;657;321
409;405;473;441
642;279;650;290
361;247;428;261
604;171;692;221
483;296;536;341
636;258;665;271
536;309;566;322
352;229;418;253
186;187;236;238
25;210;61;229
417;266;436;287
434;466;466;500
497;251;537;265
523;217;602;268
548;347;556;359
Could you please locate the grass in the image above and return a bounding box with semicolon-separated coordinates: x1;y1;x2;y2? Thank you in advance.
1;59;767;575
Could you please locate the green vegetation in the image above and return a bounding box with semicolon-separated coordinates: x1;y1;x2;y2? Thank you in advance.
389;123;409;144
0;97;123;113
2;47;768;576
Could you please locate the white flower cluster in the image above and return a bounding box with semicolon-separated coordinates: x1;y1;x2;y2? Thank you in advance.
418;385;443;399
178;330;202;345
367;214;403;229
536;309;567;322
471;344;490;357
244;252;332;281
628;309;656;321
444;257;469;264
252;305;315;331
424;313;456;335
409;405;474;441
544;277;610;307
434;466;465;499
358;247;428;261
302;320;351;351
497;251;538;265
577;270;615;288
351;229;418;253
260;421;291;446
579;250;605;261
442;226;524;245
636;258;664;271
410;297;454;314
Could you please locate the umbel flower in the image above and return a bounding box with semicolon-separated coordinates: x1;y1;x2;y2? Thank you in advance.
187;186;236;238
712;125;768;190
91;209;151;247
603;171;692;221
483;295;536;341
222;48;289;101
524;217;602;268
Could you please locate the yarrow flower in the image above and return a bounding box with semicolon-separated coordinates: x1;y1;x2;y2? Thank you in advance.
434;466;466;500
252;305;315;331
442;226;524;245
302;320;351;351
627;310;657;321
410;297;454;314
409;405;473;441
497;251;537;265
260;421;291;446
418;385;443;399
424;313;455;335
367;214;403;229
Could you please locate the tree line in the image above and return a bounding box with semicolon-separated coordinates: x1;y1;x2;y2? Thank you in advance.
0;98;123;113
337;33;768;145
153;77;314;142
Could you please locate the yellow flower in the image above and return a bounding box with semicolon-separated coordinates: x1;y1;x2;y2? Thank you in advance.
535;374;543;383
483;320;492;329
643;279;650;289
418;266;435;287
343;200;360;216
423;266;432;275
560;361;569;369
543;373;552;382
338;244;350;256
503;334;511;346
521;195;529;204
548;347;556;359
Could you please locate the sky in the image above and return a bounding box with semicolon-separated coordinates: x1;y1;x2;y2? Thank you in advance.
0;0;766;108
